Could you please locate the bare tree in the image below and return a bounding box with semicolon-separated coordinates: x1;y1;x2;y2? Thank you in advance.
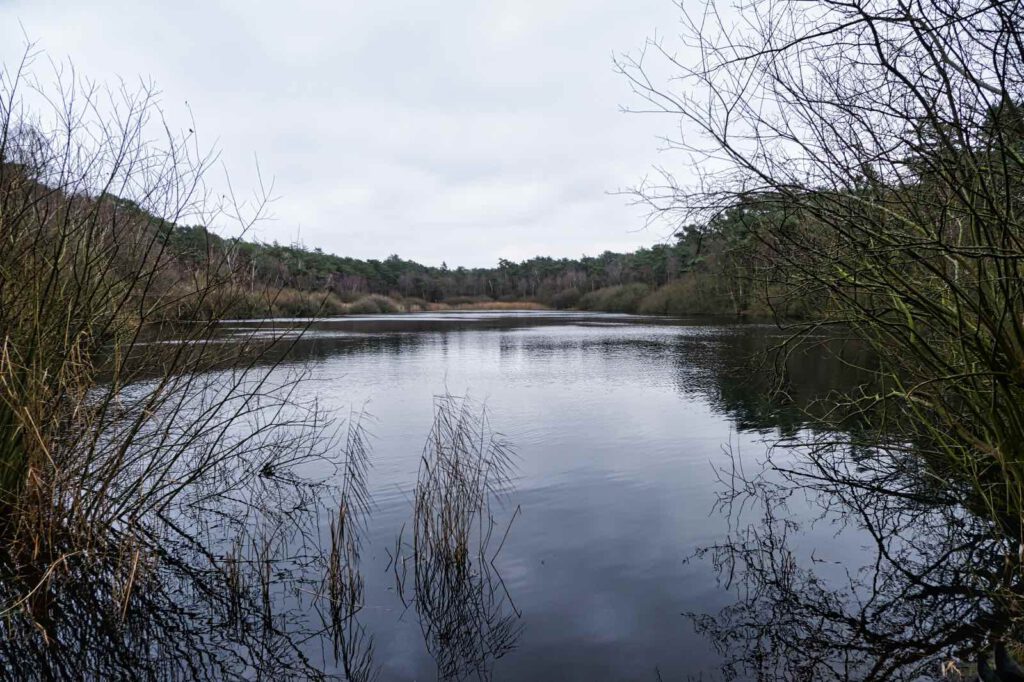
619;0;1024;545
618;0;1024;675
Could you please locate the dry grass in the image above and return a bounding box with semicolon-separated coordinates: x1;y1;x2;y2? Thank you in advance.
0;47;340;644
392;394;521;679
422;300;547;312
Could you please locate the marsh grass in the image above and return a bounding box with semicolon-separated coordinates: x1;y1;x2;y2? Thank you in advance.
0;463;354;680
393;394;522;680
320;410;377;682
0;46;353;655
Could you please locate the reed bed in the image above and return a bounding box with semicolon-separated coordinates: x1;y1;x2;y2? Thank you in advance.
393;394;521;680
0;48;345;652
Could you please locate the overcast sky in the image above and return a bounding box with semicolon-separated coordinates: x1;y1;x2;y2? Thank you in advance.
1;0;685;267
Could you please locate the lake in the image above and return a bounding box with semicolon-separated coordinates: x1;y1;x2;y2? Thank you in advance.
11;310;979;681
212;311;872;680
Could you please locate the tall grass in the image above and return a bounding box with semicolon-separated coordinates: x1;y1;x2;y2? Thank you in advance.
393;394;521;679
345;294;401;315
0;48;339;637
323;411;377;682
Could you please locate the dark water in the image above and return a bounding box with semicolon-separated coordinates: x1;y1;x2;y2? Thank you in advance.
13;311;999;681
216;311;873;680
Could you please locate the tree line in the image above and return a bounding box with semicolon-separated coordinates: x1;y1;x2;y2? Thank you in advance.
160;203;794;317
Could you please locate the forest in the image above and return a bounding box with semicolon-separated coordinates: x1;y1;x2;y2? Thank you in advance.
157;199;796;318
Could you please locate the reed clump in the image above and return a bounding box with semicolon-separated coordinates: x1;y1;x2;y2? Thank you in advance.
0;49;337;639
393;394;521;679
321;411;377;682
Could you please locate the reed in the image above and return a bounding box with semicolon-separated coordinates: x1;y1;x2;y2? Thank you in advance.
393;394;521;679
323;411;377;682
0;47;335;636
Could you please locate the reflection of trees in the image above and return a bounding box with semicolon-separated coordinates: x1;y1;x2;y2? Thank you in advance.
394;395;522;681
218;312;620;371
671;329;877;435
207;325;432;372
691;435;1024;681
663;327;1024;678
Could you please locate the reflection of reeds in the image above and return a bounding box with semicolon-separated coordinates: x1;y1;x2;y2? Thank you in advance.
396;394;521;681
323;411;377;682
0;483;336;681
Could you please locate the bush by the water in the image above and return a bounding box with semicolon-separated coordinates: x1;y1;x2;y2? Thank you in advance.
347;294;402;315
576;284;651;313
550;287;581;309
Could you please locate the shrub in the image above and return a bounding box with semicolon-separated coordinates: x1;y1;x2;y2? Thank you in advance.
637;277;721;316
0;53;333;639
576;284;651;313
347;297;382;314
347;294;401;315
401;296;429;312
550;288;581;309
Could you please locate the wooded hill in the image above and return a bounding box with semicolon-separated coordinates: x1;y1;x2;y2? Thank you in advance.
164;203;799;318
1;150;806;321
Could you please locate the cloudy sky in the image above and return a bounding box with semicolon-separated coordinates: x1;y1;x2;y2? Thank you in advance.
1;0;685;267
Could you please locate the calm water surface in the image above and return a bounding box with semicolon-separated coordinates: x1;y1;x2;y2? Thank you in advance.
213;311;866;681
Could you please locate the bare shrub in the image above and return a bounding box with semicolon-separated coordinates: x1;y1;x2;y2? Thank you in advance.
0;46;334;640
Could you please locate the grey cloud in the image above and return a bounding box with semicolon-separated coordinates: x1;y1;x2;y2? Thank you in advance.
1;0;687;267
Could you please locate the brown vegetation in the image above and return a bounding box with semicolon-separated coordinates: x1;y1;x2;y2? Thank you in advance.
0;48;336;642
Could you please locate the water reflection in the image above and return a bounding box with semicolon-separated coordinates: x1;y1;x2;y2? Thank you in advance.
667;329;878;436
7;311;1003;680
688;428;1023;680
325;413;377;682
207;313;895;680
253;314;878;438
393;395;522;681
0;476;337;680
